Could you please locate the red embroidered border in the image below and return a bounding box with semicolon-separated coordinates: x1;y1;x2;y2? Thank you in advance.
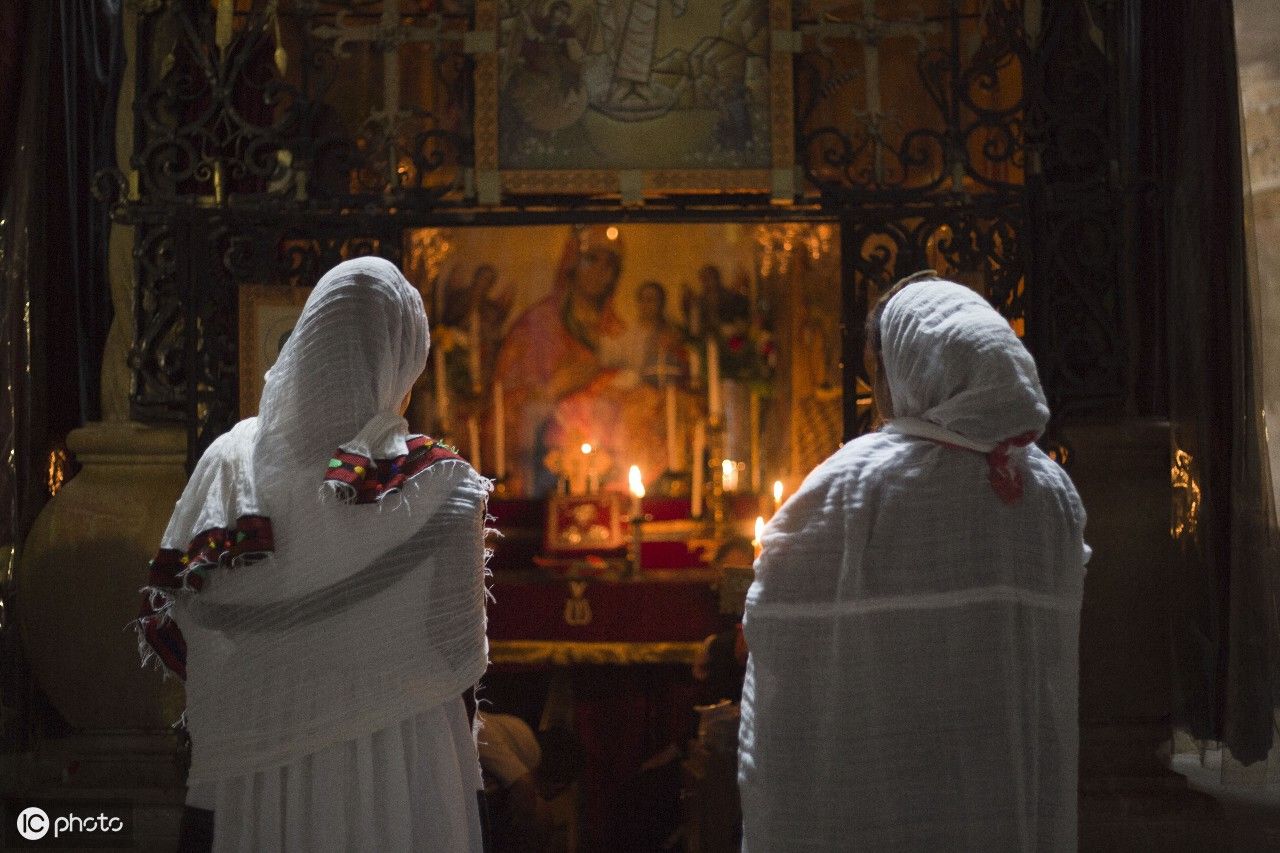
137;514;274;681
323;434;463;504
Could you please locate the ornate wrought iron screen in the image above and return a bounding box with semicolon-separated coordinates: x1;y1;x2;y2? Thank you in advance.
104;0;1126;461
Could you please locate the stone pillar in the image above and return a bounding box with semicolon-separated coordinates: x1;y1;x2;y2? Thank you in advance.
14;423;188;849
1066;419;1227;851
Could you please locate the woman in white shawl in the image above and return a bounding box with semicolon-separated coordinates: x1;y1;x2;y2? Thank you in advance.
739;275;1088;851
136;258;490;851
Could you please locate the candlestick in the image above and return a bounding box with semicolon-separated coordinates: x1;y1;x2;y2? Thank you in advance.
707;338;721;425
665;383;679;472
467;416;481;473
468;307;482;395
691;420;706;518
493;380;506;480
582;443;597;494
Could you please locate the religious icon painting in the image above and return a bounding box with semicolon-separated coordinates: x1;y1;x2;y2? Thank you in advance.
472;0;795;199
546;493;626;552
238;284;312;417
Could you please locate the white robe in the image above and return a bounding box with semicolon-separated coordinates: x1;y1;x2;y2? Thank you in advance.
139;259;490;852
739;280;1087;851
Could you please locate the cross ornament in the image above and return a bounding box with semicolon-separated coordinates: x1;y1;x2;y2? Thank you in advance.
803;1;941;184
311;0;459;188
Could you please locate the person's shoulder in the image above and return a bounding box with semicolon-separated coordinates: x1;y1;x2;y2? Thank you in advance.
1025;446;1086;525
777;431;901;518
189;419;257;480
810;429;911;485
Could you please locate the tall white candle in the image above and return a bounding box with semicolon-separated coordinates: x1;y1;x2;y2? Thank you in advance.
468;307;482;395
749;389;761;491
665;383;679;472
433;342;449;432
707;338;721;425
691;420;706;517
493;380;506;480
468;416;481;473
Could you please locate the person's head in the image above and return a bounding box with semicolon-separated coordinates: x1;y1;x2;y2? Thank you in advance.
864;270;939;420
569;226;623;307
472;263;497;295
697;264;722;292
547;0;571;24
257;257;428;463
868;270;1048;445
636;280;666;326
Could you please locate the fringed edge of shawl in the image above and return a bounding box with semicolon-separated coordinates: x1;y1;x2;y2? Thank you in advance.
133;517;276;681
319;434;463;506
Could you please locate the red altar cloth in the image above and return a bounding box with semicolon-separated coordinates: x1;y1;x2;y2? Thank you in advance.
487;577;723;644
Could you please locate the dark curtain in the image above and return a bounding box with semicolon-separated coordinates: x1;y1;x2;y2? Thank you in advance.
0;0;124;749
58;0;124;423
0;0;52;752
1153;0;1279;763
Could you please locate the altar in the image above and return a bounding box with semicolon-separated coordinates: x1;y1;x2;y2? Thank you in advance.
481;490;763;848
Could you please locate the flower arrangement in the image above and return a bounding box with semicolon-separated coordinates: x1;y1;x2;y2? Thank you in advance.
715;314;778;397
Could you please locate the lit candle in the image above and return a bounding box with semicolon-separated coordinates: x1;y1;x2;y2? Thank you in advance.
665;383;679;472
582;443;596;494
722;459;739;493
707;338;721;425
493;380;506;480
468;416;481;473
691;420;706;517
629;465;645;517
753;515;764;560
773;480;784;513
468;307;482;395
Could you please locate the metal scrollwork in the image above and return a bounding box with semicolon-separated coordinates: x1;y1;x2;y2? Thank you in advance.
113;0;1126;460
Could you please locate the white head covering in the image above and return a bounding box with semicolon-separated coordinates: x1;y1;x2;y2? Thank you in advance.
879;280;1050;503
136;257;491;784
739;279;1086;852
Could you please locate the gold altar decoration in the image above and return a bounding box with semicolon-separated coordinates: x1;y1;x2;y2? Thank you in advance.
489;640;703;666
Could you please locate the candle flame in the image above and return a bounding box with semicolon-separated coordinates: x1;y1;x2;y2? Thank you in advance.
753;516;765;557
722;459;734;478
628;465;645;499
773;480;784;505
581;443;593;454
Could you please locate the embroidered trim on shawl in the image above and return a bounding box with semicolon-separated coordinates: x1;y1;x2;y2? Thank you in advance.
322;434;462;505
135;514;275;681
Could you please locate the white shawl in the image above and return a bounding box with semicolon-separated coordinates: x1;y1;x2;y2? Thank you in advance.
137;258;490;784
739;280;1087;851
